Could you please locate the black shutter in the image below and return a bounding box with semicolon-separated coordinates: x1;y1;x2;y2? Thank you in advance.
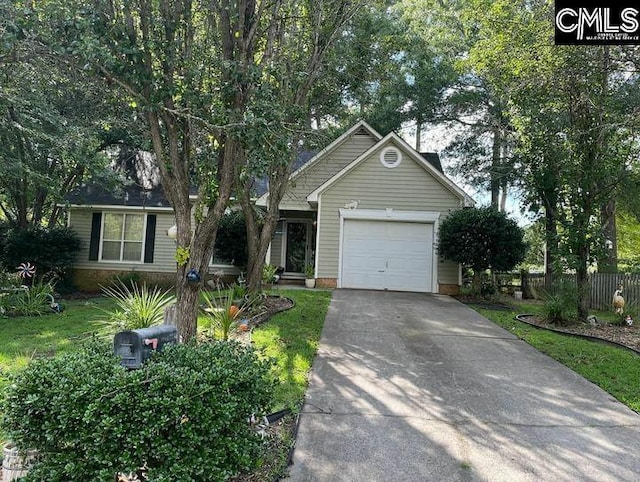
144;214;156;263
89;213;102;261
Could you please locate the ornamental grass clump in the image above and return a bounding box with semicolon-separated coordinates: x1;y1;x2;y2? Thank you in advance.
541;280;579;325
1;339;275;481
100;280;176;332
202;288;252;341
0;281;56;317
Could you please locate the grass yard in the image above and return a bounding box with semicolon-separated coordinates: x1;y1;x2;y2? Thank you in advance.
476;302;640;413
0;297;114;393
0;289;332;452
251;289;332;410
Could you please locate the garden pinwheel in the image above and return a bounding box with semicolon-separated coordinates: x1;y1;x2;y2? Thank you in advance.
16;262;36;279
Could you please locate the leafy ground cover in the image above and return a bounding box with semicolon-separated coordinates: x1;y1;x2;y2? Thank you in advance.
475;301;640;413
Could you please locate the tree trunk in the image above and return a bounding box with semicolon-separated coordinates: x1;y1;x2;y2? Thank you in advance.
600;199;618;273
490;126;501;209
576;261;590;321
241;157;290;294
415;120;422;151
499;185;507;212
544;209;558;292
472;269;482;294
175;275;200;343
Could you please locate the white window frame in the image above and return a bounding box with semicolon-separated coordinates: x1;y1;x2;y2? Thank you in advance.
99;212;147;263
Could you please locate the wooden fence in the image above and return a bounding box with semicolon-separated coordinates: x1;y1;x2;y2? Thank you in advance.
522;272;640;312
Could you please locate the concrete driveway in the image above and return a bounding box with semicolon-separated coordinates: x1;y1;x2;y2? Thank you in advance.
286;290;640;481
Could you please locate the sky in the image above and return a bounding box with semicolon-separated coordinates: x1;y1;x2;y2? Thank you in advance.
399;120;534;226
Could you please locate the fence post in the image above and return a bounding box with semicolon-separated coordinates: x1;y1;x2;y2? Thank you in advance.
520;270;529;299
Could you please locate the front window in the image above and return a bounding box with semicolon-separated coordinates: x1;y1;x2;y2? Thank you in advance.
101;213;145;262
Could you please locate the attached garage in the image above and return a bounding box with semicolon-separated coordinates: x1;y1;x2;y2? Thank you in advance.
338;210;439;293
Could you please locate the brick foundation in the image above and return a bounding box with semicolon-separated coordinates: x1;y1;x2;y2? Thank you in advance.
72;269;176;293
315;278;337;289
438;283;460;296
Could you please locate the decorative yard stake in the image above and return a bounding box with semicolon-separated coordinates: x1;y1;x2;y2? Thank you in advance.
16;262;36;279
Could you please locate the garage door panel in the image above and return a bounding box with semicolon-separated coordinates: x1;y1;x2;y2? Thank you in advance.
341;219;433;293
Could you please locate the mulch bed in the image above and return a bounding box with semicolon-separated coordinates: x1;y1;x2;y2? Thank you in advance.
516;313;640;354
232;295;294;345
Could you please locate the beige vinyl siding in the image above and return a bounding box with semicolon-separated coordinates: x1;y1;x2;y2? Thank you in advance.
280;134;377;210
437;259;460;285
70;208;176;273
317;142;462;285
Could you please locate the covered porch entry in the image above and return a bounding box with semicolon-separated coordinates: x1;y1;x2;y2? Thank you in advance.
267;211;316;279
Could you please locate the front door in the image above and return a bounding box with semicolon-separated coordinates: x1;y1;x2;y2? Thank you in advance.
285;221;313;273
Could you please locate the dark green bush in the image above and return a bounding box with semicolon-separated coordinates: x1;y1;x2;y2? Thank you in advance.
438;207;526;294
2;340;275;481
0;226;81;282
214;210;248;268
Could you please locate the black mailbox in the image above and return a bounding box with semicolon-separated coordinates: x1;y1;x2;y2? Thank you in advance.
114;325;177;369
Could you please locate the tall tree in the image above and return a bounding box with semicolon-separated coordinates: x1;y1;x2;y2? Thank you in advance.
463;0;638;318
400;0;516;210
27;0;359;341
0;2;120;228
236;1;360;292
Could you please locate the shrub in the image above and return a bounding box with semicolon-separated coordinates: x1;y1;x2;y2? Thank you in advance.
100;281;176;332
1;339;275;482
438;207;526;293
0;226;81;282
262;264;277;284
0;271;22;289
9;282;57;317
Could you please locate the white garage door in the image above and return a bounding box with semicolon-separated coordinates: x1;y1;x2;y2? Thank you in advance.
341;219;433;292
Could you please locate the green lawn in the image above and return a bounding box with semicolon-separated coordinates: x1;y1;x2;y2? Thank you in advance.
251;289;332;410
476;301;640;413
0;297;113;392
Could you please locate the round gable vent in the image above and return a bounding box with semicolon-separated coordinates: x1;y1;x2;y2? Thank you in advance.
379;146;402;168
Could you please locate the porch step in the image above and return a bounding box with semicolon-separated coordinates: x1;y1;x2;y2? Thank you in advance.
277;278;304;286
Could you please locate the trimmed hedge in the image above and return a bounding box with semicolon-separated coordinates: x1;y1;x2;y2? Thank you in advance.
2;340;275;481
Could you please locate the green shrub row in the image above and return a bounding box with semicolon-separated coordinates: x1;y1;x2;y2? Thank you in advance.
2;340;275;482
